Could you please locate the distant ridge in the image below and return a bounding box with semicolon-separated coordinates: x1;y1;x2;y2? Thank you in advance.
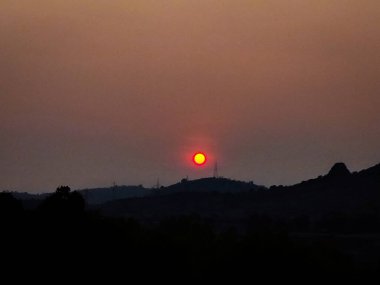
77;185;151;204
4;162;380;210
96;162;380;225
155;177;264;195
5;177;264;206
8;185;152;205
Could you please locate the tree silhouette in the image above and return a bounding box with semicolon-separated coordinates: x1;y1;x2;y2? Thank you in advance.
38;186;85;218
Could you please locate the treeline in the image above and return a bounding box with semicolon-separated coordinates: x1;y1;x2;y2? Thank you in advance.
0;187;379;280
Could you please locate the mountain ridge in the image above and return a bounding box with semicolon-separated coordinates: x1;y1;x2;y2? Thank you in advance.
95;162;380;228
4;162;380;209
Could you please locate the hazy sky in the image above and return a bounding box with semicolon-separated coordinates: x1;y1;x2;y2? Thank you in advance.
1;0;379;192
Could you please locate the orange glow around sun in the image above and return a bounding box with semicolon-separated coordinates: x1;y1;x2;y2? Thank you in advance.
193;152;207;166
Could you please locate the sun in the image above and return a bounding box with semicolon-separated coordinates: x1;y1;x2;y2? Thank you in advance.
193;152;207;166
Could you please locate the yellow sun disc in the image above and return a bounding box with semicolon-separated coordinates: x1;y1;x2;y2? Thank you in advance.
193;152;206;166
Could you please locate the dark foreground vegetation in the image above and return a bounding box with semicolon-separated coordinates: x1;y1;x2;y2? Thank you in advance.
1;185;380;281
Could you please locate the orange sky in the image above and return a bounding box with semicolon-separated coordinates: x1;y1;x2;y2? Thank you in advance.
1;0;380;192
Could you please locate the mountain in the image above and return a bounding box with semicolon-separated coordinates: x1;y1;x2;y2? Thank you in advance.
77;185;152;204
5;185;153;207
4;177;263;206
95;162;380;232
10;192;49;200
5;162;380;226
3;162;380;275
154;177;264;195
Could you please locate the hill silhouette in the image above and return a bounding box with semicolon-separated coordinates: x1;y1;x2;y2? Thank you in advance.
2;163;380;279
4;162;380;228
7;177;264;207
156;176;264;194
5;162;380;222
94;163;380;232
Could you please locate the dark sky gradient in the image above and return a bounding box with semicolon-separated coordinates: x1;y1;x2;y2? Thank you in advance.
1;0;380;192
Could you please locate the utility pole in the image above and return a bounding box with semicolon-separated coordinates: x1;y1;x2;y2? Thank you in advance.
155;178;160;189
213;161;219;178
